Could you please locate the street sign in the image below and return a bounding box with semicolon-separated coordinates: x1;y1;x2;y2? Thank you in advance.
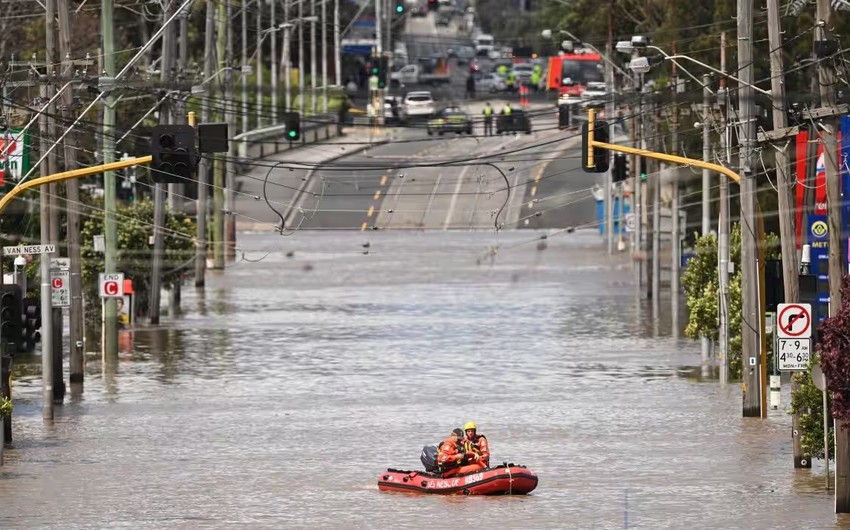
777;303;812;339
3;244;56;256
99;273;124;298
50;257;70;270
777;338;811;371
51;269;70;308
624;213;635;233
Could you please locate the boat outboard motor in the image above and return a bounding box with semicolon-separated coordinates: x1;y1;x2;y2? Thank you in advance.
420;445;439;472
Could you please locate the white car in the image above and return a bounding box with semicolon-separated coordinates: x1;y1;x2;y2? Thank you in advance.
403;91;435;119
476;73;506;93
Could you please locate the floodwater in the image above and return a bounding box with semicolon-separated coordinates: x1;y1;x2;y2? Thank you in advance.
0;230;845;529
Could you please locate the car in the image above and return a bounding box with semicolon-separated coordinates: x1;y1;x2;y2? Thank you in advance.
436;16;450;26
384;96;403;124
475;73;506;93
403;91;436;120
410;6;426;17
427;106;473;135
512;63;535;84
496;109;532;135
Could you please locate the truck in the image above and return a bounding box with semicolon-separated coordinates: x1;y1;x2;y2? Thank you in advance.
391;58;451;86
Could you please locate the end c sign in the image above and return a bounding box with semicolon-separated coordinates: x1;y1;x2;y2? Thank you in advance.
99;273;125;298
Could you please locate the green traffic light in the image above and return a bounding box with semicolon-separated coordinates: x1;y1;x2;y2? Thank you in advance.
288;130;297;138
396;5;403;12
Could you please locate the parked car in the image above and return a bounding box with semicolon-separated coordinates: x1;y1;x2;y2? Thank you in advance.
475;73;506;93
512;63;535;85
427;106;473;135
496;109;532;135
411;6;426;17
403;91;436;120
436;15;450;26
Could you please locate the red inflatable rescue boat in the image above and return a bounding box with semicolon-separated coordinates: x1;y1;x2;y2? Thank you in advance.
377;464;538;496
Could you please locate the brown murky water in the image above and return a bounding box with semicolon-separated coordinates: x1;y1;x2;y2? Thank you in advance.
0;231;845;529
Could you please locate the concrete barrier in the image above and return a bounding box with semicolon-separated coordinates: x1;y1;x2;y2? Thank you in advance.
233;113;339;173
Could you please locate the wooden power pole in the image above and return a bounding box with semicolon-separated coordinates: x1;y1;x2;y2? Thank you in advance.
738;0;762;417
57;0;84;390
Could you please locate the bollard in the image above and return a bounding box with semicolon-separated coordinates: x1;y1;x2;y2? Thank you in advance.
769;375;781;410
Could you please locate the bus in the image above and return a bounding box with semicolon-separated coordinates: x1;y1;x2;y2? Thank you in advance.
546;50;604;97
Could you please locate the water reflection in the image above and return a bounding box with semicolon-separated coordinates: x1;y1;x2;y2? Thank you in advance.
1;231;846;529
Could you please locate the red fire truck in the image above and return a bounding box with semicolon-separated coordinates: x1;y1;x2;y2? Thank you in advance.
545;50;604;97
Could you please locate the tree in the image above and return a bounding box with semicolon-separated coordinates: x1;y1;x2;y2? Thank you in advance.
80;198;195;331
681;224;779;379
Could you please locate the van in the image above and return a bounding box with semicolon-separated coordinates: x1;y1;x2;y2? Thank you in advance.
475;34;495;57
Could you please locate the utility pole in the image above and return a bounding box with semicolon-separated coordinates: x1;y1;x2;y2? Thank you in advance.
718;31;730;385
57;0;84;391
670;42;681;339
299;0;305;119
650;94;660;311
45;0;64;404
322;0;328;112
766;0;806;468
284;0;291;112
256;1;263;129
196;0;215;288
632;63;643;293
334;0;341;87
605;0;614;255
311;0;317;114
101;0;119;356
241;0;248;132
40;4;56;420
815;0;849;512
213;0;226;269
224;0;236;263
738;0;762;418
271;0;278;123
701;73;713;362
150;1;176;324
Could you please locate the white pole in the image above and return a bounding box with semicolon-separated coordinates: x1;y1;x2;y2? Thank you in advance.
334;0;341;86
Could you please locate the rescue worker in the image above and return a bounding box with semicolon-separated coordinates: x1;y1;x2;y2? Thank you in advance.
482;102;494;136
506;70;516;92
438;428;466;477
531;63;542;91
501;102;512;115
462;421;490;468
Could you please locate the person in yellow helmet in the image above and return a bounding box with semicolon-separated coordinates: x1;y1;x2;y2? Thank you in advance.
462;421;490;468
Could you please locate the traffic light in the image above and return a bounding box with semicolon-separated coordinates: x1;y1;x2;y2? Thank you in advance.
21;298;40;354
581;120;610;173
640;157;647;181
0;285;21;353
427;0;438;11
283;112;301;142
395;2;404;14
150;125;198;184
370;60;380;77
612;153;628;183
377;57;389;89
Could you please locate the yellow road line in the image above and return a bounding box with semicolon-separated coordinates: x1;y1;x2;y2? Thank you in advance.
531;185;537;197
367;205;375;217
373;190;381;200
361;222;368;231
380;175;388;186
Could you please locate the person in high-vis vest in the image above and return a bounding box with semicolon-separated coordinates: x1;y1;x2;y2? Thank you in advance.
482;102;494;136
501;102;512;115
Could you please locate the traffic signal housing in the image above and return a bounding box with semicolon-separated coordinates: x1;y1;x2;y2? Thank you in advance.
581;120;610;173
395;2;404;14
377;56;389;89
0;285;21;353
283;112;301;142
612;153;628;183
150;125;198;184
21;298;40;354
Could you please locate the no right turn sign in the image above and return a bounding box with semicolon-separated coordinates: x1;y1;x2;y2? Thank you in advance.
777;303;812;339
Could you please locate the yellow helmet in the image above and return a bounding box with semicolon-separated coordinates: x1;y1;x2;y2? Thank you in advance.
464;421;477;431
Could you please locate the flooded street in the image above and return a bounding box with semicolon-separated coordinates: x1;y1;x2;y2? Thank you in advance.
0;230;845;529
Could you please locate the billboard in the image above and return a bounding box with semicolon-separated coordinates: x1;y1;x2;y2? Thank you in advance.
0;129;30;184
